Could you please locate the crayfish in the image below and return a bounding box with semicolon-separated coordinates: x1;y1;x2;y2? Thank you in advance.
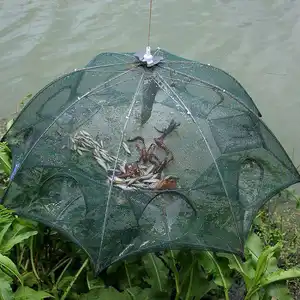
126;119;180;177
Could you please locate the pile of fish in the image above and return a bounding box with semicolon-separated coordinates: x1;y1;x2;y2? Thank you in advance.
107;165;175;191
70;130;176;191
70;130;121;172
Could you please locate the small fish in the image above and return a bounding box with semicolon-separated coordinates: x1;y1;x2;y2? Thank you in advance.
101;152;113;162
95;156;107;171
77;146;89;152
96;149;104;156
117;184;136;191
109;176;125;184
144;164;155;175
81;140;94;148
107;168;120;173
122;142;131;155
80;130;91;137
151;173;160;179
97;151;106;159
143;178;160;184
119;163;126;173
80;136;94;143
127;177;139;186
132;183;148;188
139;173;156;180
100;140;104;148
100;148;110;155
93;141;101;149
99;149;111;159
139;165;148;170
110;155;120;162
149;182;158;189
77;149;83;155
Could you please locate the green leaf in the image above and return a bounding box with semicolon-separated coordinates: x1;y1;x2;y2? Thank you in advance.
180;266;216;299
176;250;216;298
249;292;260;300
198;252;215;274
0;253;23;284
260;268;300;287
217;253;247;276
122;260;144;290
217;253;253;289
126;287;151;300
199;252;233;289
142;254;168;292
0;206;14;225
106;260;123;275
265;283;293;300
22;272;39;288
244;245;297;300
266;257;279;273
243;260;256;280
57;276;74;291
105;259;145;291
79;287;130;300
245;233;264;264
86;271;105;290
199;252;232;300
0;222;38;254
176;250;194;285
14;287;53;300
0;224;12;247
0;270;13;300
0;143;11;175
254;243;281;284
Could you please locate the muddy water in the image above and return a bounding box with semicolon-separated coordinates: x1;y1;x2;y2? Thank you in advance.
0;0;300;190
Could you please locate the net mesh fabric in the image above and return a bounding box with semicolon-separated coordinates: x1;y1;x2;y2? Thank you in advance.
1;49;299;274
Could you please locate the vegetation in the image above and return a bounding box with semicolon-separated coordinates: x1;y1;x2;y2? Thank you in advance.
1;98;300;299
0;197;300;300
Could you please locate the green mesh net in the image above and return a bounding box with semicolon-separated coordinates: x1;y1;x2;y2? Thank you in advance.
1;48;299;274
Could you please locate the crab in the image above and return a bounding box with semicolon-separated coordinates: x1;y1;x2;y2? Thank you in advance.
127;119;180;174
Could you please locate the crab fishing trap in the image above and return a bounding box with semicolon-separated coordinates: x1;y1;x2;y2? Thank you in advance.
1;3;300;275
